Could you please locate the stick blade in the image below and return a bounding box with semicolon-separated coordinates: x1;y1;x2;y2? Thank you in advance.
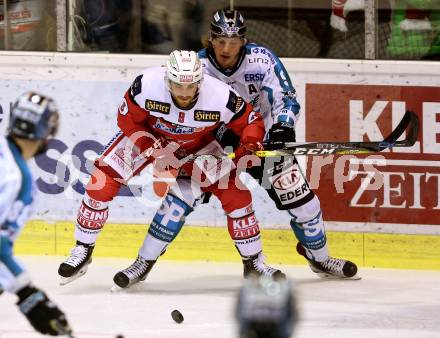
403;111;419;147
383;110;419;148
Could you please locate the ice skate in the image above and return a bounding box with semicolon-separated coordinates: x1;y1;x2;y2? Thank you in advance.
113;255;157;289
58;241;94;285
296;242;360;280
242;252;286;279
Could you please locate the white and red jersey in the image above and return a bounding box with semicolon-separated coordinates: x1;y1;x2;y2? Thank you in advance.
198;44;301;135
117;66;265;155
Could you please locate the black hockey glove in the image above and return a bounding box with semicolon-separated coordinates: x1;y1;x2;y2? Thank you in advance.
16;285;71;336
266;122;296;150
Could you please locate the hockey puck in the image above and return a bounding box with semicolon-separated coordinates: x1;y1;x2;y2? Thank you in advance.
171;309;184;323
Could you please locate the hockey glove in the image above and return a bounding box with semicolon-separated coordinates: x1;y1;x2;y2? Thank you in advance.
17;285;71;336
234;141;264;168
266;122;296;150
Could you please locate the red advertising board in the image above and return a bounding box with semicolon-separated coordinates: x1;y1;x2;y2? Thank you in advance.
305;84;440;225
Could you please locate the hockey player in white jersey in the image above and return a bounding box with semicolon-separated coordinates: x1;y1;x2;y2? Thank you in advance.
207;9;358;278
158;9;359;279
58;50;285;287
0;92;72;335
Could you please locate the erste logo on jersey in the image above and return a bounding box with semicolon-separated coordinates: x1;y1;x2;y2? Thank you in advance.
194;110;221;122
244;73;265;82
145;100;171;114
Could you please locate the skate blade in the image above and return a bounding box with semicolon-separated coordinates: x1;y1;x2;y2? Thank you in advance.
315;272;362;280
111;284;125;293
111;280;146;292
59;265;89;285
110;284;139;292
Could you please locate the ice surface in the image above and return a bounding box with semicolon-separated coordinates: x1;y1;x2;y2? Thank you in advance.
1;256;439;338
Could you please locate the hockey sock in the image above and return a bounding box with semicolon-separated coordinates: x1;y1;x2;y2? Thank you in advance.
74;192;109;244
289;210;329;262
227;205;262;257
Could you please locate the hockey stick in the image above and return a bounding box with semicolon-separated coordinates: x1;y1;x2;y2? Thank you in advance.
255;110;419;157
180;111;418;162
51;319;76;338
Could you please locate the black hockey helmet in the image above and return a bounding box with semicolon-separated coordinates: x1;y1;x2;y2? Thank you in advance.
210;9;246;39
8;91;59;140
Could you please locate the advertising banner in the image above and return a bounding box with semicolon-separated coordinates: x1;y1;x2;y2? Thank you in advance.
305;84;440;225
0;52;439;234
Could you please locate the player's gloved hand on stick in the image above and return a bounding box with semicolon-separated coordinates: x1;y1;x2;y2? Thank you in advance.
266;122;296;150
234;141;263;168
16;285;71;336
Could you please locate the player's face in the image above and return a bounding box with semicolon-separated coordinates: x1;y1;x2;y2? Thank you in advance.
169;81;199;108
211;37;244;69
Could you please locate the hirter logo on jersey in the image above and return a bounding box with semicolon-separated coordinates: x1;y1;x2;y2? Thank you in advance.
178;112;185;123
145;100;171;114
179;75;193;83
194;110;221;122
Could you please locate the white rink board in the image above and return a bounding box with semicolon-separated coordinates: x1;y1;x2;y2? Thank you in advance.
0;52;439;234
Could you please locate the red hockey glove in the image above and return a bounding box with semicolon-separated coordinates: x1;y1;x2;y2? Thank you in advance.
234;141;263;168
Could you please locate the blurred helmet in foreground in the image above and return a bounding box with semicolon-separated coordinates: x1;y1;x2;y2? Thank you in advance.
236;276;298;338
8;91;59;140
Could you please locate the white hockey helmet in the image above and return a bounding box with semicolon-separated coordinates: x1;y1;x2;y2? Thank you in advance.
166;50;203;86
